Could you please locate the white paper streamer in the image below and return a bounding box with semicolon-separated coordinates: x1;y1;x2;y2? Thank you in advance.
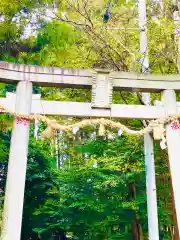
91;132;96;139
118;129;123;136
34;119;39;140
72;126;79;134
160;139;167;150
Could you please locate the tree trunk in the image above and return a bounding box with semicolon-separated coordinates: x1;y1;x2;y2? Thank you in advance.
132;220;144;240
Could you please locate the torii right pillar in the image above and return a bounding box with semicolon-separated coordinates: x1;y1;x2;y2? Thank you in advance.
162;89;180;234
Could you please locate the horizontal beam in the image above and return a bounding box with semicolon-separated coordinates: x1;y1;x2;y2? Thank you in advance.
0;62;93;88
154;100;180;107
112;72;180;92
1;62;180;91
0;95;166;119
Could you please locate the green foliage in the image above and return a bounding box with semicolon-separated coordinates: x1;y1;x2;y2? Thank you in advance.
21;138;56;239
34;136;146;239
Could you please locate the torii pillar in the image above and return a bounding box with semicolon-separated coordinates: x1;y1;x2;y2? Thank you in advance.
1;81;32;240
162;89;180;235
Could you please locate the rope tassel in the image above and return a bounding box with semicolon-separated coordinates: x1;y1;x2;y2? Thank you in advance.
153;124;165;140
98;123;105;136
41;126;55;139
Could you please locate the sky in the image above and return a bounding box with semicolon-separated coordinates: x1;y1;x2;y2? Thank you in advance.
0;1;172;40
0;7;58;39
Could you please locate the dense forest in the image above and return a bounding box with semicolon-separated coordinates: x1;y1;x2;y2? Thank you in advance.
0;0;180;239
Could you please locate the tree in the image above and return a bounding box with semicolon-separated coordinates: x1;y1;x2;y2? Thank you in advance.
21;138;56;240
33;135;146;240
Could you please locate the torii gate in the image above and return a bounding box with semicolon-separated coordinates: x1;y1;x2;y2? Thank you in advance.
0;61;180;240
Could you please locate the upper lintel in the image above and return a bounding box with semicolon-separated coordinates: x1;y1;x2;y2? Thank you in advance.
1;61;180;92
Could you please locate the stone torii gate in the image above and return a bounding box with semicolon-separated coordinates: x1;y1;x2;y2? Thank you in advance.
1;62;180;239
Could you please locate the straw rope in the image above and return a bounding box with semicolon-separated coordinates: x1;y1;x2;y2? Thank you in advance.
0;104;179;139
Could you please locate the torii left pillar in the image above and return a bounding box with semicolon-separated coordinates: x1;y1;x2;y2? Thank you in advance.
1;81;32;240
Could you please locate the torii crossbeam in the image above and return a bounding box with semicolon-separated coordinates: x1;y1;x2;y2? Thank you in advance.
0;61;180;240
